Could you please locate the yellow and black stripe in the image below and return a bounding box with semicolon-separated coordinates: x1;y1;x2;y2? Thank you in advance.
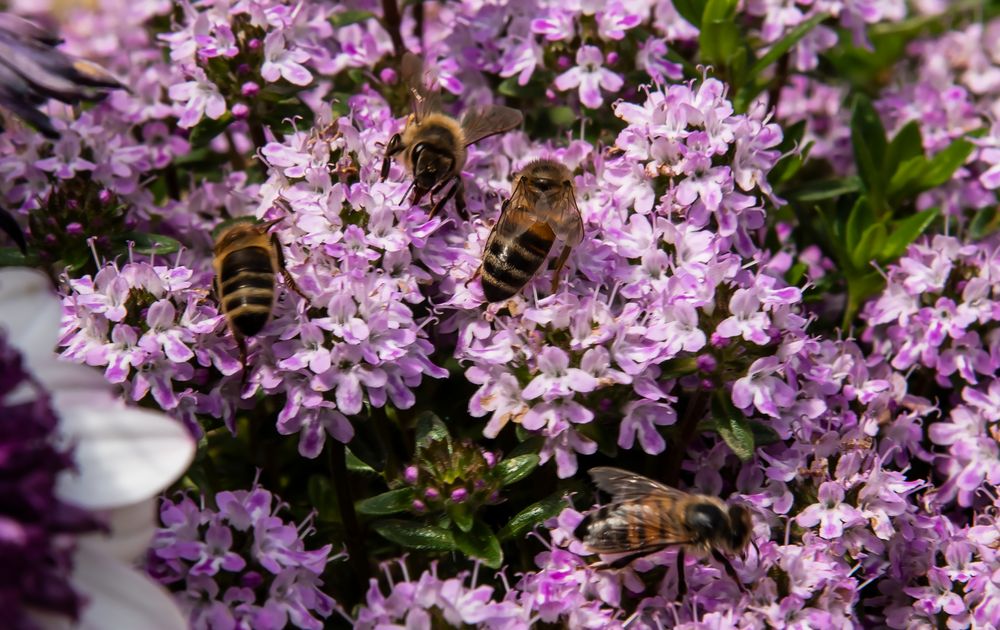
481;222;554;303
219;246;275;337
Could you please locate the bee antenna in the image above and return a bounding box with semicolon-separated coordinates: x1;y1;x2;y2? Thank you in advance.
398;180;416;206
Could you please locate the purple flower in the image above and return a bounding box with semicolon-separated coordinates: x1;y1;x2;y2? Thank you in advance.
732;356;796;418
796;481;865;539
261;31;313;87
554;46;623;109
168;68;226;128
522;347;599;402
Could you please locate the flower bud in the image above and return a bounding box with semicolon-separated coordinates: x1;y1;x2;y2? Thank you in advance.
450;488;468;504
424;487;440;501
404;466;418;484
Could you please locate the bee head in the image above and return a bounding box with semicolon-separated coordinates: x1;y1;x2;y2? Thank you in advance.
726;504;754;555
686;502;726;544
412;142;453;189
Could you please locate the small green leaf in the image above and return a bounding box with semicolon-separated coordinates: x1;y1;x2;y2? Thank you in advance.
884;121;924;178
845;196;875;256
415;411;451;453
345;448;377;474
356;488;413;516
850;95;888;206
747;421;782;447
851;223;888;269
328;9;374;27
189;113;234;147
711;394;756;461
0;247;33;267
700;0;741;69
879;207;940;261
969;206;1000;240
919;138;975;189
547;106;577;127
717;414;756;461
114;232;182;257
307;475;340;523
673;0;706;27
372;519;456;551
450;504;475;533
498;495;568;541
748;12;829;76
785;177;861;202
453;520;503;568
495;454;540;487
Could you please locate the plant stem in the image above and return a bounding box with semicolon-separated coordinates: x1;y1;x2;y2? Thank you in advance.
329;441;369;581
381;0;405;57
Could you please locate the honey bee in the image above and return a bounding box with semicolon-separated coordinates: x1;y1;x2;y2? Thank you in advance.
213;218;306;369
474;159;583;303
380;52;523;217
575;467;754;596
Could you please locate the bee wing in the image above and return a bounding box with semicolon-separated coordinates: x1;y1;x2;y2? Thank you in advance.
547;182;583;246
400;52;441;122
578;498;694;554
588;467;688;503
492;178;538;242
461;105;523;146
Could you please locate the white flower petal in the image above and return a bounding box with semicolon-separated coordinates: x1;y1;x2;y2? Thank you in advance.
0;267;61;364
71;545;187;630
55;398;195;510
77;498;158;563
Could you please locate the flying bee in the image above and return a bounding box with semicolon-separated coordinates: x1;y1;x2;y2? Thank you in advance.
474;159;583;303
380;52;523;218
575;467;754;597
212;217;307;369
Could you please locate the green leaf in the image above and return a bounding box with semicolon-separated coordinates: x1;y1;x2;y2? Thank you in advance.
495;454;540;487
0;247;33;267
415;411;451;453
356;488;413;516
450;504;475;533
328;9;374;27
879;207;939;261
747;421;782;447
189;113;234;147
307;475;340;523
700;0;741;69
113;232;182;257
673;0;706;27
969;206;1000;240
711;395;756;461
717;414;756;461
888;139;975;200
850;95;888;207
372;520;456;551
851;223;888;270
884;121;924;179
784;177;861;202
547;106;577;127
345;448;377;474
845;196;875;257
453;520;503;568
919;139;975;189
498;494;568;541
748;12;829;76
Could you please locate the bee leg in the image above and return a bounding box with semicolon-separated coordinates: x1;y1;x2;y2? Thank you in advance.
550;244;573;294
676;547;687;599
464;264;482;289
711;549;746;593
601;545;667;570
235;334;248;373
381;134;403;181
272;234;308;303
428;177;460;218
453;179;467;219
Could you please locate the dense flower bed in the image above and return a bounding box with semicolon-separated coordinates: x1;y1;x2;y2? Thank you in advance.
1;0;999;627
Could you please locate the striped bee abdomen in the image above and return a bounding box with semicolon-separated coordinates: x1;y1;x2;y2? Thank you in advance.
481;221;554;303
219;246;275;337
576;498;680;553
